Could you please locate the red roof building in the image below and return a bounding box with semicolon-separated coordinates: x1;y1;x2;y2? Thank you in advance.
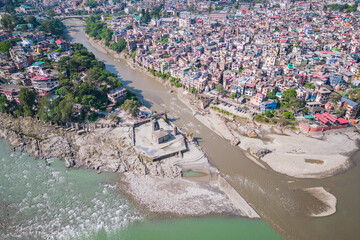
315;113;329;124
322;112;337;123
55;40;65;44
337;118;349;125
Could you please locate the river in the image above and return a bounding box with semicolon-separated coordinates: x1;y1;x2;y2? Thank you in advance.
63;19;360;240
0;139;279;239
0;18;358;239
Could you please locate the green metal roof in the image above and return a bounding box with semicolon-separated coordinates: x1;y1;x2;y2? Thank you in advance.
33;61;45;66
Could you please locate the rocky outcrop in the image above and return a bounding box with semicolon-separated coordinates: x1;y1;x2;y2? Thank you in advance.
230;137;240;146
250;147;272;159
65;158;75;168
247;130;258;138
0;114;182;178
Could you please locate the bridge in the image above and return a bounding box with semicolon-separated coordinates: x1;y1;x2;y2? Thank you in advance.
56;15;90;20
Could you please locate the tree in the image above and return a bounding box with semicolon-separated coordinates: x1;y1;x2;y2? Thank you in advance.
283;111;294;120
0;14;12;28
46;10;55;18
0;95;10;113
349;88;360;105
216;84;226;96
85;16;113;43
85;0;98;8
37;96;51;121
189;87;198;94
19;87;36;116
140;9;151;24
19;87;36;107
303;83;315;90
101;28;113;45
38;19;65;37
289;97;305;110
267;91;276;100
282;89;297;102
329;93;341;104
230;92;236;99
151;5;163;18
122;99;140;117
109;113;118;122
1;13;25;29
0;41;11;54
265;110;274;118
81;95;99;109
111;38;127;52
23;105;33;116
53;94;75;122
26;16;39;27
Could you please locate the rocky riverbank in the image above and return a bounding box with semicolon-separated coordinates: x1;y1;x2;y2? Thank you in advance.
0;113;182;178
0;113;260;217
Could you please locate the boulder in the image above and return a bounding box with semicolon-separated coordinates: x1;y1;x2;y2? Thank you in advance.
247;130;258;138
250;147;272;159
65;158;75;168
230;137;240;146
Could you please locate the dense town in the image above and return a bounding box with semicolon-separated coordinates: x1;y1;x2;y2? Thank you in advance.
2;2;360;240
0;1;144;123
1;0;360;133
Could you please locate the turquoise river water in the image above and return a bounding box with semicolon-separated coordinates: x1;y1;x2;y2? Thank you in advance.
0;140;280;239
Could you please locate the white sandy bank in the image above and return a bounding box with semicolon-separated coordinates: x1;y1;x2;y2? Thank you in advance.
121;173;259;217
303;187;337;217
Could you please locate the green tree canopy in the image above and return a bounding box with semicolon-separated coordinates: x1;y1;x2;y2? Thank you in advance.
329;93;341;104
265;110;274;118
216;84;226;96
303;83;315;90
81;95;99;109
122;99;140;117
267;91;276;100
46;9;55;18
0;95;10;113
19;87;36;107
282;89;297;102
0;13;25;29
111;38;127;53
26;16;39;27
38;18;65;37
19;87;36;116
348;88;360;105
53;94;75;122
85;16;113;45
140;9;151;24
37;96;51;121
85;0;98;8
0;41;11;54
